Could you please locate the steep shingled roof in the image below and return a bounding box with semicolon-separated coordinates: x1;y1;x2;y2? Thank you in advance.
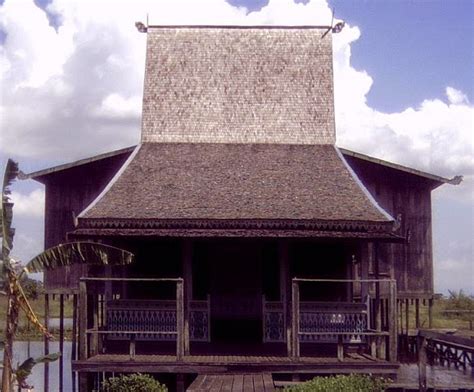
141;26;335;145
78;143;392;231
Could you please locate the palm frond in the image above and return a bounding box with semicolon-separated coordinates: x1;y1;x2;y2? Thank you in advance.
24;241;134;273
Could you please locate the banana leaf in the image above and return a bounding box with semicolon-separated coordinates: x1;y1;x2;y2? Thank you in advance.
15;352;61;389
1;159;18;263
24;241;134;273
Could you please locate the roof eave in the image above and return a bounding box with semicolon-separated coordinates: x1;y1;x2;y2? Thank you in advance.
22;145;137;183
339;147;462;189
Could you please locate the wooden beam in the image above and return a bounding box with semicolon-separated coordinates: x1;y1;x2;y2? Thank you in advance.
291;280;300;359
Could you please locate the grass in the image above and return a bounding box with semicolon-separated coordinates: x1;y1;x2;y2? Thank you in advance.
401;297;474;336
0;295;74;340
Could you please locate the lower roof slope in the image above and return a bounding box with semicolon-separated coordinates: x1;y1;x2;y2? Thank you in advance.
78;143;393;233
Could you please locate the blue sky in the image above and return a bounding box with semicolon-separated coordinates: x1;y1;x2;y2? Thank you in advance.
0;0;472;294
229;0;474;112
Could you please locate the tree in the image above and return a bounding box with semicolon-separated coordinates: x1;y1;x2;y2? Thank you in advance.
1;159;135;391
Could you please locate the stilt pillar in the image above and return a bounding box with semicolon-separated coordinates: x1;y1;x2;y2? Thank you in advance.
183;239;192;355
44;293;50;392
278;240;290;356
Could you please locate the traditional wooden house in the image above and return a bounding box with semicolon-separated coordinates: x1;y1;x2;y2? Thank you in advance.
27;26;460;391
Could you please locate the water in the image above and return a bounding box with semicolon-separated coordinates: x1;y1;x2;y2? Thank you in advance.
3;341;473;391
2;341;73;392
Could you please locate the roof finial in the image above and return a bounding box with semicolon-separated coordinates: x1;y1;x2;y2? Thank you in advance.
135;21;147;33
322;8;345;38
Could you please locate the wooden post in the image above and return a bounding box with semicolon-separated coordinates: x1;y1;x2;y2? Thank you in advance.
79;281;87;360
176;279;185;361
59;294;64;392
405;298;409;335
389;280;398;362
129;334;136;359
415;298;420;329
78;281;89;392
291;280;300;359
399;299;403;335
417;334;427;392
72;294;78;392
360;242;369;301
278;240;290;356
44;293;50;392
183;239;192;355
176;374;185;392
91;291;99;356
337;335;344;361
373;242;382;358
428;298;433;329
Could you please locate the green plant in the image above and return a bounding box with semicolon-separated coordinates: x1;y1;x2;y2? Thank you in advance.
101;373;167;392
18;276;44;300
283;374;389;392
445;290;474;311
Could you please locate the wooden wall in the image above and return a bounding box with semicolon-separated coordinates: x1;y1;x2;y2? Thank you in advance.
344;155;440;297
38;151;132;292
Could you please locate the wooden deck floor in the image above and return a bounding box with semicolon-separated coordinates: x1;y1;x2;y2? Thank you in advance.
187;374;275;392
73;354;399;376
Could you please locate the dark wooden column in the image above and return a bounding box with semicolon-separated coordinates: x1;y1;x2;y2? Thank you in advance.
78;281;88;392
389;280;398;361
278;239;290;356
428;298;433;328
59;294;64;392
43;293;50;392
359;242;369;301
176;279;185;360
183;239;193;355
71;294;78;392
291;280;300;359
372;241;384;359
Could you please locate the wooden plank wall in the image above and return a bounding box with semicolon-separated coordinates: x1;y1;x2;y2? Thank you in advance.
41;151;132;291
344;155;437;297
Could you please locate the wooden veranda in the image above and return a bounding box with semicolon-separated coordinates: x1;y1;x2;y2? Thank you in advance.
70;276;399;391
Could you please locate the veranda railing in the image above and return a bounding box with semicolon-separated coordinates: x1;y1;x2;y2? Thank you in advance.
78;277;186;360
290;278;398;362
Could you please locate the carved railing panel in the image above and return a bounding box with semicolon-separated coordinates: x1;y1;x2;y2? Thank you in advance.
262;298;369;343
262;299;285;342
106;298;210;342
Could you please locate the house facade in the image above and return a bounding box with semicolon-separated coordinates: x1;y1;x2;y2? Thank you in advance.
28;26;459;391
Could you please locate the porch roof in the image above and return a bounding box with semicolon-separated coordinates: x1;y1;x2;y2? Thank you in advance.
76;143;394;234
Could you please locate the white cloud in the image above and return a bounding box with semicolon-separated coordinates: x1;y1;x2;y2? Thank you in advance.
446;86;469;105
11;188;45;218
92;93;142;119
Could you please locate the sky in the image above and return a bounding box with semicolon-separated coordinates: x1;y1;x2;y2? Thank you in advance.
0;0;472;294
